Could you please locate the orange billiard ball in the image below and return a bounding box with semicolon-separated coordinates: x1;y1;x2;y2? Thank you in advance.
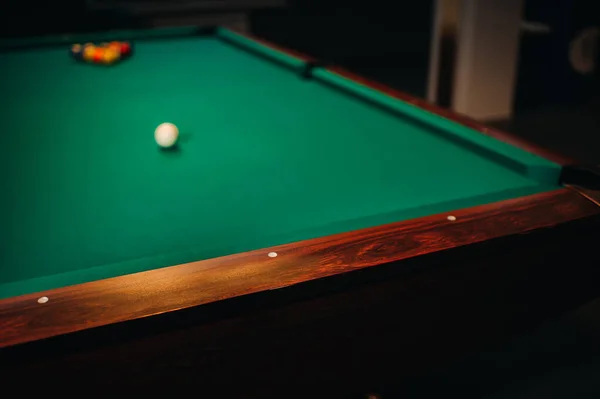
92;47;105;63
108;41;122;53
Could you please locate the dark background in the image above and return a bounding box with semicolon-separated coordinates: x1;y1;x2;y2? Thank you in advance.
2;1;600;397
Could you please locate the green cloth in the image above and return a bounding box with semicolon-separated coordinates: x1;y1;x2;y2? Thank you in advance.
0;27;561;299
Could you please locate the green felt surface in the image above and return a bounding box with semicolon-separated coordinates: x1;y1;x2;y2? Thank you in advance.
0;28;562;299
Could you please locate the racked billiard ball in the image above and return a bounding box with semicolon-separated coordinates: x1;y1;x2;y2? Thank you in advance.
70;44;83;60
83;44;96;62
107;41;122;53
119;42;133;59
101;48;120;65
92;47;105;64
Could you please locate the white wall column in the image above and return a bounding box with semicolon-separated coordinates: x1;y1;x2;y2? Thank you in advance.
428;0;524;121
452;0;524;121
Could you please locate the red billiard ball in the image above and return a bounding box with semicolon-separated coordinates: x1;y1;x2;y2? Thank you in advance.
119;42;132;59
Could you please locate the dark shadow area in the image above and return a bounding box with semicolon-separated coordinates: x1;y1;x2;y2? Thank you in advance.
0;3;150;38
250;0;434;98
356;297;600;399
490;0;600;165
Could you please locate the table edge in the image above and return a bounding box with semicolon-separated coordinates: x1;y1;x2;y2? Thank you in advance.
323;66;574;166
1;188;599;348
232;29;573;167
1;29;597;349
573;186;600;205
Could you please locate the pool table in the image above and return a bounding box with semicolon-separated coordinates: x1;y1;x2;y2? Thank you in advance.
1;26;600;397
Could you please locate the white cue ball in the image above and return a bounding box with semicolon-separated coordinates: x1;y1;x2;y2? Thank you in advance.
154;122;179;148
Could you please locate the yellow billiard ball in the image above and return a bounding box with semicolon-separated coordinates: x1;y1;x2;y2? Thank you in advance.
83;45;96;62
101;48;120;65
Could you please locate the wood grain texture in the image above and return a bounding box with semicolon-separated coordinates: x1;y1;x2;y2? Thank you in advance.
1;188;599;348
2;211;600;398
238;31;576;168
